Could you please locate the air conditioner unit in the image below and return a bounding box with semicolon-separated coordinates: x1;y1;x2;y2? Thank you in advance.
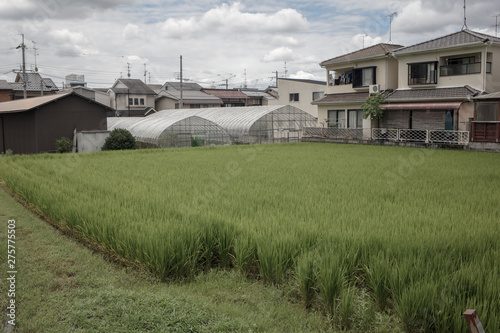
369;85;380;94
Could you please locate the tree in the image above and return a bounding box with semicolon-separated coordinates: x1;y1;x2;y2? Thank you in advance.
362;92;386;120
102;128;138;151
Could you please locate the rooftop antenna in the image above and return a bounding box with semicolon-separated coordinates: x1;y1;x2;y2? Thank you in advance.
386;12;397;43
492;14;500;37
32;41;38;72
127;62;131;78
361;33;368;48
462;0;468;30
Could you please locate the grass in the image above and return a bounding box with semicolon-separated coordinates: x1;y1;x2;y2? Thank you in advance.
0;142;499;332
0;185;332;332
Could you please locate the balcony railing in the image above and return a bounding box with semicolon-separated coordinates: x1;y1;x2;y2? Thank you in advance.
440;62;492;76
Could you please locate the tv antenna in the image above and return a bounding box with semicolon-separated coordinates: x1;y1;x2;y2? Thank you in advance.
386;12;397;43
462;0;468;30
32;41;39;72
492;14;500;37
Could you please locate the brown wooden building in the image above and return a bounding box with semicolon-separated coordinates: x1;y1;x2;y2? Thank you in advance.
472;92;500;143
0;92;110;154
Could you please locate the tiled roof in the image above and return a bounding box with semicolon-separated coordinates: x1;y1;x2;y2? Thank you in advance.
384;86;481;102
11;73;58;92
312;92;369;105
156;90;223;105
473;91;500;100
112;79;157;95
320;43;404;66
278;78;326;85
164;82;203;91
394;29;500;54
202;89;249;100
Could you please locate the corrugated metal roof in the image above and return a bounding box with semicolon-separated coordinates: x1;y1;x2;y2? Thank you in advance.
384;86;480;102
394;29;500;55
321;43;404;66
312;92;369;105
0;93;71;113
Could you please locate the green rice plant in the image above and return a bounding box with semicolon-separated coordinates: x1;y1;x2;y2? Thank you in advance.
234;233;257;276
257;235;298;284
338;284;356;330
295;250;317;309
364;252;392;312
317;253;347;314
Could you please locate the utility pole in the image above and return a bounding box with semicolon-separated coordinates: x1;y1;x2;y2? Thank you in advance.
244;69;247;89
143;63;147;83
15;34;28;99
127;63;131;78
284;62;288;78
180;55;183;109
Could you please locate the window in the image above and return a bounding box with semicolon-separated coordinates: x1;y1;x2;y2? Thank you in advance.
476;102;499;121
190;104;201;109
252;99;262;105
327;110;346;128
440;55;481;76
134;98;139;105
312;91;324;101
408;62;437;85
289;93;299;102
348;110;364;129
128;98;133;105
140;98;145;105
175;103;180;109
352;67;376;88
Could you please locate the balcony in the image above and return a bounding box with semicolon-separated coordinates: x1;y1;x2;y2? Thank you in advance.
440;62;491;76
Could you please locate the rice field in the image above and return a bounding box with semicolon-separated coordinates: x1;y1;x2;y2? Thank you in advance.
1;143;499;332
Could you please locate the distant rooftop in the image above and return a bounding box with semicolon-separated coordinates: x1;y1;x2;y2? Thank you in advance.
278;78;326;85
321;43;404;67
111;79;157;95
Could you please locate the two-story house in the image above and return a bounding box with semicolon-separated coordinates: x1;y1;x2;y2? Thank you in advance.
382;29;500;132
156;82;223;110
313;43;402;131
109;79;157;117
270;78;326;118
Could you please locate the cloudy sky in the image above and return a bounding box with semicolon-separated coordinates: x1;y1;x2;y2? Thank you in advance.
0;0;498;89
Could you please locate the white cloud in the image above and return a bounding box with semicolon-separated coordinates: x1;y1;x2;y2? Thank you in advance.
123;24;141;40
263;47;296;62
49;29;98;56
161;2;308;38
289;70;318;80
271;35;300;46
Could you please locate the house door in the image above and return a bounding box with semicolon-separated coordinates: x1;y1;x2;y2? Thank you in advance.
445;110;453;130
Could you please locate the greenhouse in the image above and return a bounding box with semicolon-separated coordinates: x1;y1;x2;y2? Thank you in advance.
107;114;232;148
152;105;318;144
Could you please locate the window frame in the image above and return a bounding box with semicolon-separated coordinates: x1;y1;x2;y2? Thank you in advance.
408;61;438;85
289;93;299;102
327;110;346;128
352;67;376;88
348;109;364;129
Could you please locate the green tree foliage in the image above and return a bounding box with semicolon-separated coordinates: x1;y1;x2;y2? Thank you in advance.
102;128;138;151
56;137;74;153
362;93;386;120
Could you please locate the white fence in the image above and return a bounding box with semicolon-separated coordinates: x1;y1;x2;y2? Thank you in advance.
304;127;470;145
372;129;470;145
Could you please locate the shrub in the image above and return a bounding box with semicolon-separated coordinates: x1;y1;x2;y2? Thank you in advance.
102;128;138;151
56;137;74;153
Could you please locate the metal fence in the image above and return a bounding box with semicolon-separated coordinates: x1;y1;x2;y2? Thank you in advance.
304;127;470;145
371;128;470;145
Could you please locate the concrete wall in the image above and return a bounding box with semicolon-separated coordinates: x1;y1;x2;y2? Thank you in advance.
77;130;110;152
270;79;325;118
